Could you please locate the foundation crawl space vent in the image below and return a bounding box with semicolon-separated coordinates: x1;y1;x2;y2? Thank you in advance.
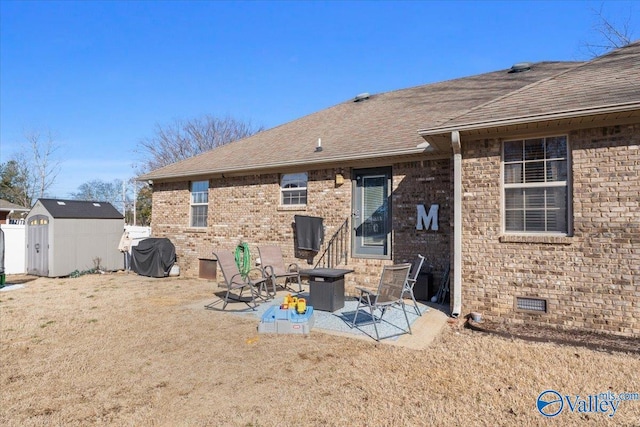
515;297;547;313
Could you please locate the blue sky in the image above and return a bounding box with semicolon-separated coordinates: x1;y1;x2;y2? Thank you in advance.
1;0;638;198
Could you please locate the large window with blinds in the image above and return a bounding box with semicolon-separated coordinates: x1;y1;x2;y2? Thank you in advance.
503;136;569;234
190;180;208;228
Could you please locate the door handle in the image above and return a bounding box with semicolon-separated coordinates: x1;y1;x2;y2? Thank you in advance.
35;243;40;253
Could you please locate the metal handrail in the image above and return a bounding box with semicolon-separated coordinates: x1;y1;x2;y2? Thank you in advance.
314;217;349;269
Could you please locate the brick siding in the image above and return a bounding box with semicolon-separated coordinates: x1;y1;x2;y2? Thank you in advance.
460;124;639;338
150;123;638;338
151;160;452;296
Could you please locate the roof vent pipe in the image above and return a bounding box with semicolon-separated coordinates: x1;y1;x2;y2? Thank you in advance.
508;62;532;73
315;137;323;152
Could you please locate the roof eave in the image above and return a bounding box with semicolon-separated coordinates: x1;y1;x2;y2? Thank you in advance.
0;207;30;212
418;102;640;138
138;145;434;182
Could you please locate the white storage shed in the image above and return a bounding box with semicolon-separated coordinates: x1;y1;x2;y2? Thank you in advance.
26;199;124;277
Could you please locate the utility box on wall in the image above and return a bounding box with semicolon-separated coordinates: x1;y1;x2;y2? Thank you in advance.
198;258;217;280
413;271;435;302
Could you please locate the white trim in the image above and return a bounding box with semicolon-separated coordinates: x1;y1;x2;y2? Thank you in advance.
419;102;640;136
500;135;570;235
139;147;430;181
189;180;209;228
280;172;308;206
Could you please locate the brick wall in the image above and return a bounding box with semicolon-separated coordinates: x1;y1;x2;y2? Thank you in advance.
460;124;639;338
393;159;452;276
150;124;638;337
151;159;453;295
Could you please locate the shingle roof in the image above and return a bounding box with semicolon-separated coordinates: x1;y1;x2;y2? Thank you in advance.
140;62;579;181
420;40;640;135
0;199;30;212
37;199;124;219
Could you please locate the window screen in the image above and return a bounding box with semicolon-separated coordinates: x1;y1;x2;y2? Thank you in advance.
190;180;208;227
503;136;568;234
281;173;308;205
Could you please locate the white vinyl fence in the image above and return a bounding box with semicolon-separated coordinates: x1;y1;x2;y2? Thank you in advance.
1;223;26;274
0;224;152;276
124;226;152;253
125;225;152;242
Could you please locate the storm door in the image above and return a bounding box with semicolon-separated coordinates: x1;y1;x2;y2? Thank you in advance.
352;167;391;258
27;215;49;276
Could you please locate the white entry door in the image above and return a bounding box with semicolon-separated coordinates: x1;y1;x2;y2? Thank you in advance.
27;215;49;276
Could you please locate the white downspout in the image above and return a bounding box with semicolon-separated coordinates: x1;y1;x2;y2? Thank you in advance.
451;131;462;318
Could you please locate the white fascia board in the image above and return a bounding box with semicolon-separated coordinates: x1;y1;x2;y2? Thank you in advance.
418;102;640;137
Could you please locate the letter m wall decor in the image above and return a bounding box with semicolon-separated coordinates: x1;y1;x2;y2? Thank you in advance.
416;204;439;231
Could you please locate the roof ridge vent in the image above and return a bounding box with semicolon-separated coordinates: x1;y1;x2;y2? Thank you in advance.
354;92;370;102
508;62;532;73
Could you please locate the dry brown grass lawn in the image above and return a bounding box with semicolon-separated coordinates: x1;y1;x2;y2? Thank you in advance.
1;273;639;426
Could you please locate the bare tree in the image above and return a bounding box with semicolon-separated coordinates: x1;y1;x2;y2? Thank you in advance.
135;114;263;174
24;128;62;199
582;4;636;57
0;128;62;206
71;178;124;206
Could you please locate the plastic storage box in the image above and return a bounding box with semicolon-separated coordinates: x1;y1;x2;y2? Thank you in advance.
258;305;315;334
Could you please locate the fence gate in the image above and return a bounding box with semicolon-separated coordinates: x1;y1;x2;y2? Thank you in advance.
27;215;49;276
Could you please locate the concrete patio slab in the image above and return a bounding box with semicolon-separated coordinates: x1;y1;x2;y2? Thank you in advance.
200;281;452;349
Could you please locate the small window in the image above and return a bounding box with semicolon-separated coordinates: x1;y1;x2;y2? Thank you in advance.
28;216;48;226
280;173;307;205
503;136;569;234
190;180;208;227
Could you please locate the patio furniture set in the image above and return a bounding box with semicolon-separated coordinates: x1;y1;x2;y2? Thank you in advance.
205;245;427;341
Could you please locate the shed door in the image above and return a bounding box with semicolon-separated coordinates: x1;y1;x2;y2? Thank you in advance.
27;215;49;276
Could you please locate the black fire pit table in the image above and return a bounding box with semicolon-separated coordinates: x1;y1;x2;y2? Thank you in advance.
300;268;354;312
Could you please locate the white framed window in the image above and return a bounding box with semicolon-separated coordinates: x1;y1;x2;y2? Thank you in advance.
280;172;307;205
503;136;569;234
190;180;208;227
